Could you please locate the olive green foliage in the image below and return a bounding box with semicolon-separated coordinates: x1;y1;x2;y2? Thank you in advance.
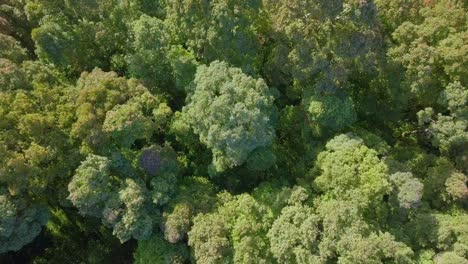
0;34;28;63
126;15;198;94
28;0;136;74
1;0;468;263
162;177;217;243
126;15;173;92
71;68;171;152
374;0;423;32
165;0;263;71
389;0;467;106
134;235;189;264
306;92;357;135
417;81;468;169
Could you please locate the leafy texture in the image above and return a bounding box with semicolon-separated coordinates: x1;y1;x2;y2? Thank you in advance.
181;61;276;173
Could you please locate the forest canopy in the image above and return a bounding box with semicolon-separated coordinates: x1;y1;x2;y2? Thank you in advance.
0;0;467;263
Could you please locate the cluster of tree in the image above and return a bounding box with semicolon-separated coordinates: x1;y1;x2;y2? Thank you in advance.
0;0;466;263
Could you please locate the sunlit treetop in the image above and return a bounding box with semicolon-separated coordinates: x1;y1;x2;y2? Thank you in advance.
181;61;277;174
313;133;391;209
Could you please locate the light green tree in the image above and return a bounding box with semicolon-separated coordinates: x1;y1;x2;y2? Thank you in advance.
181;61;277;173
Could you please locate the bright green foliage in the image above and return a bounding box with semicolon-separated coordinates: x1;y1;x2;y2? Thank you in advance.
335;230;414;264
189;182;415;264
134;235;189;264
102;90;171;149
165;0;263;71
445;172;468;202
313;133;390;208
435;252;468;264
316;199;414;263
1;0;468;261
188;211;233;264
102;102;154;148
71;69;134;149
181;61;276;173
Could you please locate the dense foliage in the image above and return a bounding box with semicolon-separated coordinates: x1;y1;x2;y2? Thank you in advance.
0;0;467;263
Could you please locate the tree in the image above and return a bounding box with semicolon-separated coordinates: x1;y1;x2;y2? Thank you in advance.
139;144;180;206
389;172;424;209
67;154;118;218
313;133;390;209
405;212;468;261
267;204;321;263
180;61;277;174
389;1;467;106
162;176;217;243
306;92;357;135
0;34;28;63
165;0;264;72
0;194;49;253
423;157;467;208
263;0;384;92
125;15;173;92
374;0;423;33
71;68;171;153
0;59;28;91
188;183;294;263
0;59;78;254
68;155;156;242
417;81;467;170
27;0;136;74
111;178;153;242
134;235;189;264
